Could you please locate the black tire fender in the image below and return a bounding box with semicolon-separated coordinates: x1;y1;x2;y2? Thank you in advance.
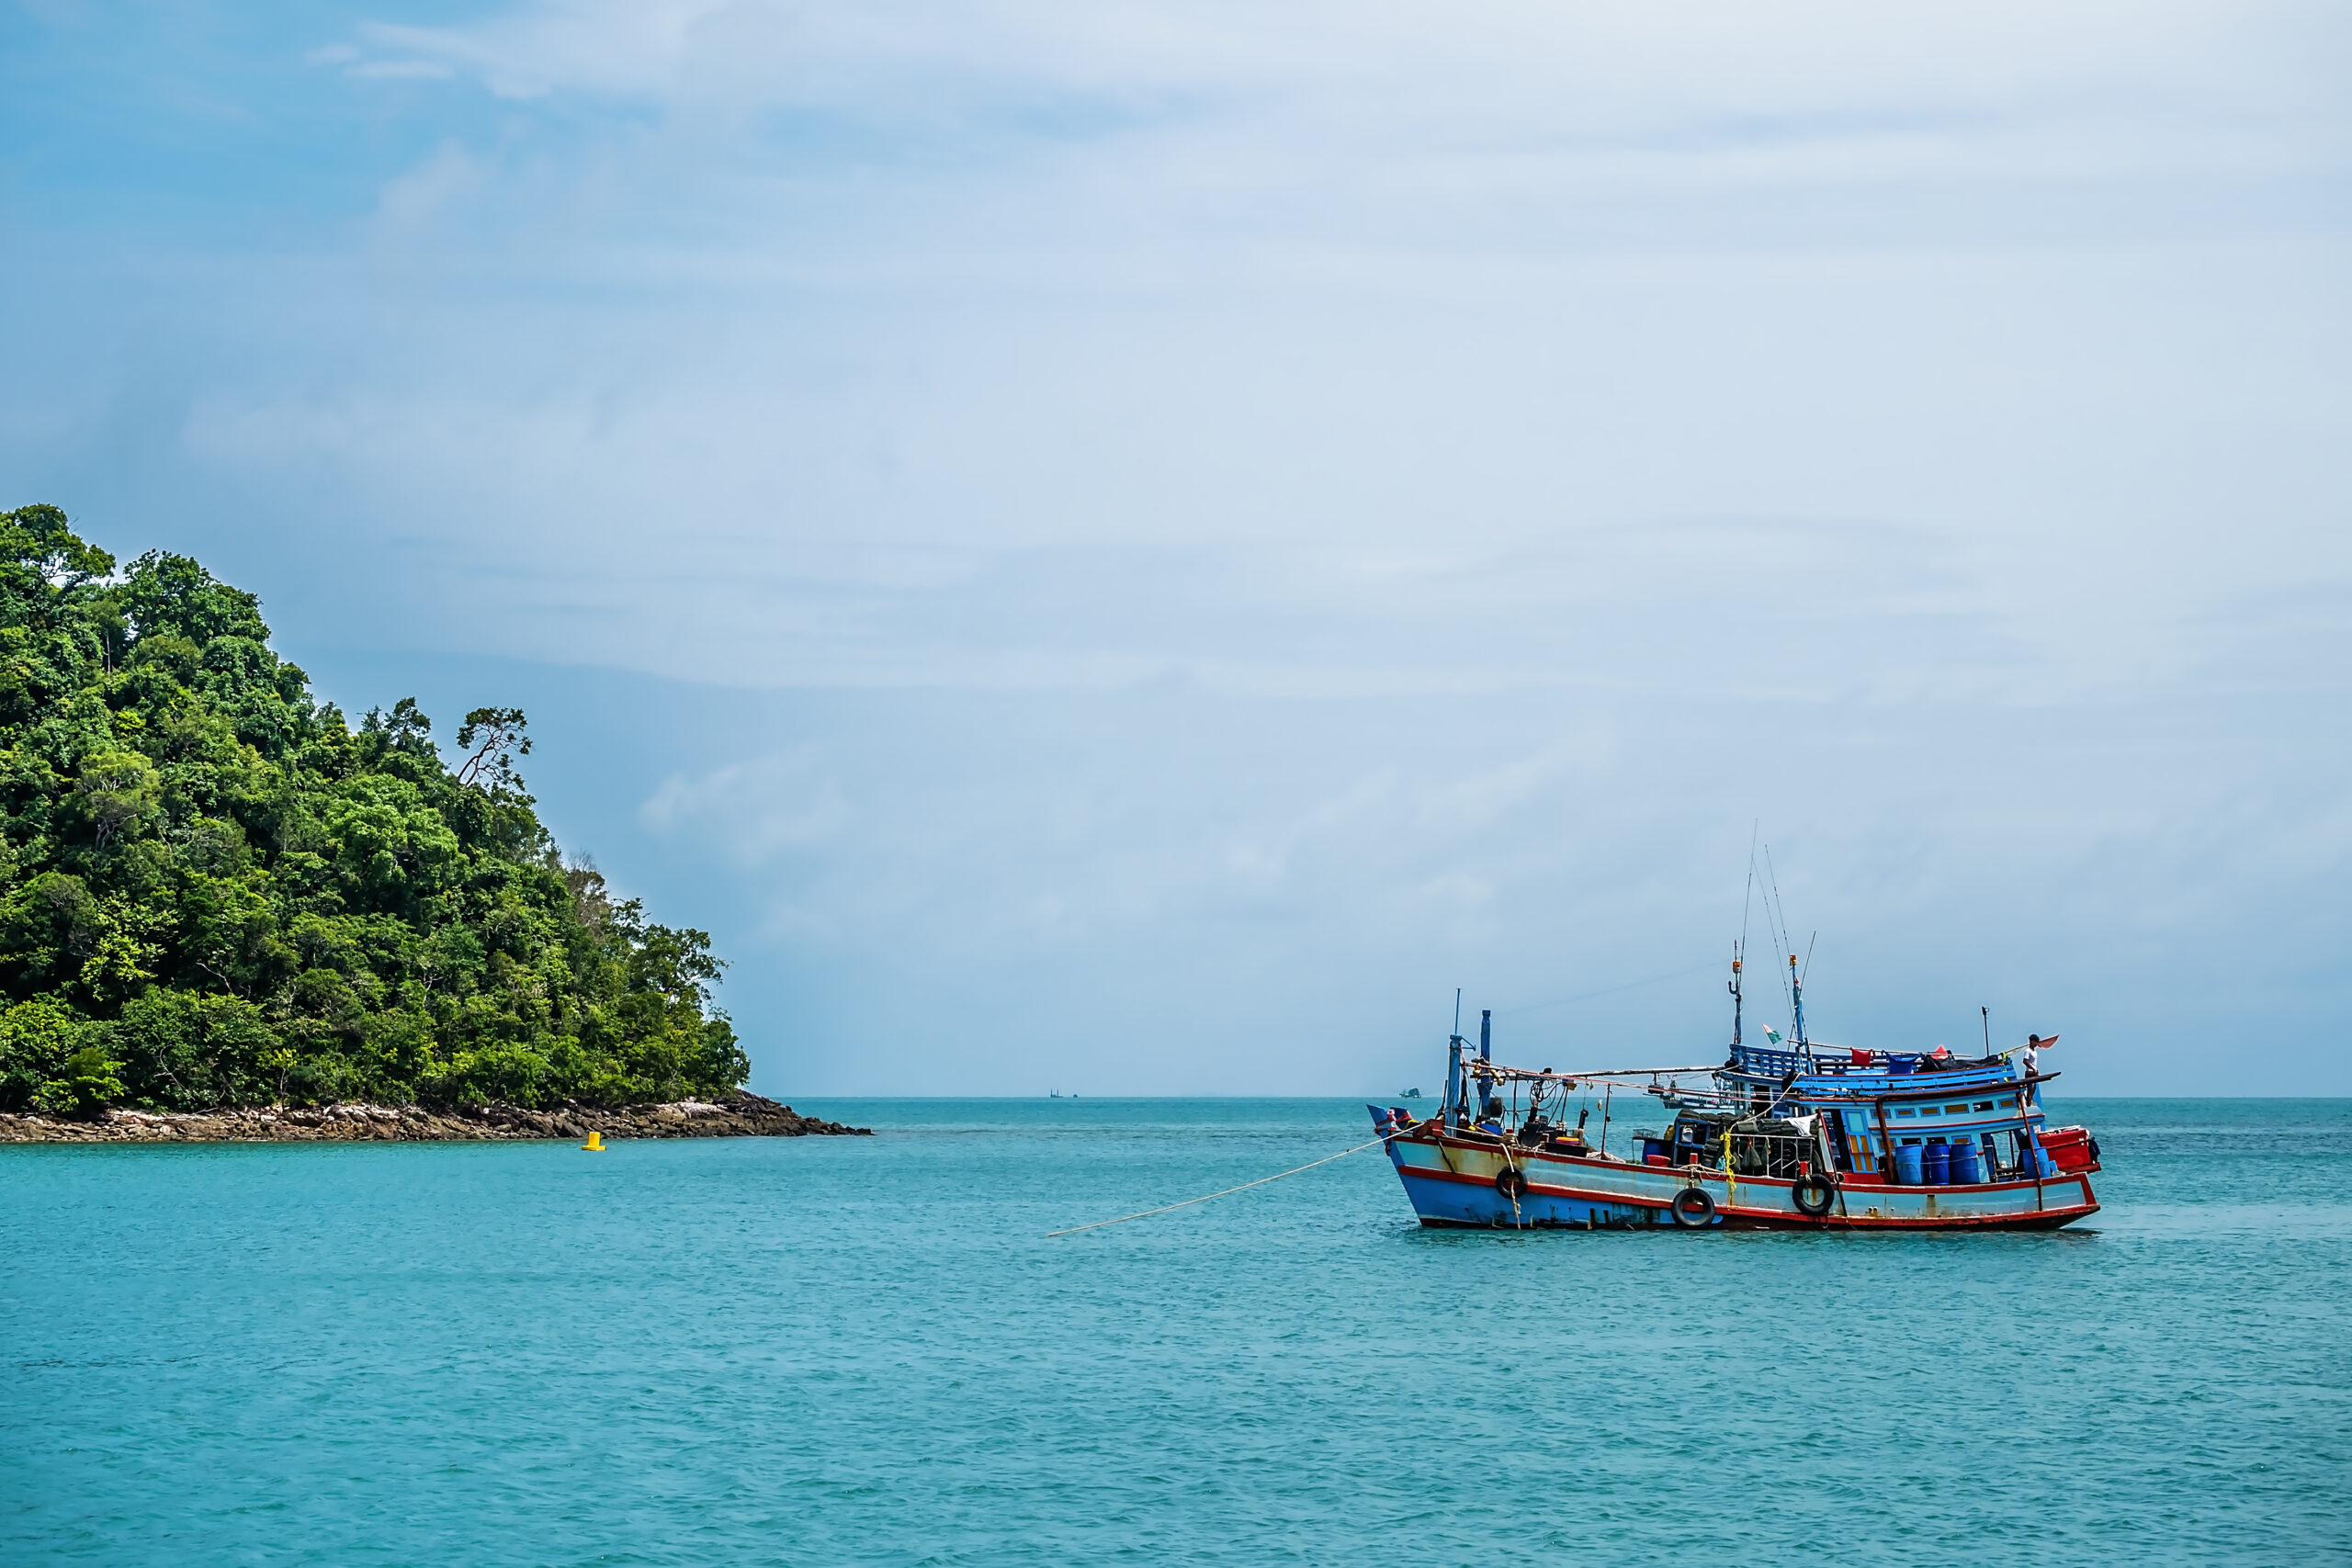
1494;1168;1530;1201
1792;1172;1837;1217
1670;1186;1715;1227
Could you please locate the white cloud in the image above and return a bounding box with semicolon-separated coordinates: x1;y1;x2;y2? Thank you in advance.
333;0;2348;170
348;59;457;82
9;0;2349;1090
372;139;488;230
640;749;853;862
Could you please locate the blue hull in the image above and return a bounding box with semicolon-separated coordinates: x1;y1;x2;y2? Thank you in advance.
1395;1165;1681;1229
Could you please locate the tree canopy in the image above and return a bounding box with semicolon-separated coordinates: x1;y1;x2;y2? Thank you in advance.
0;504;748;1115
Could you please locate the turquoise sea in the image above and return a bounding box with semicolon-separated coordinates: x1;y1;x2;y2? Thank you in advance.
5;1098;2346;1564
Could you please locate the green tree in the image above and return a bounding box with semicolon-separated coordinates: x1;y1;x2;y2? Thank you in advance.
454;706;531;793
0;503;751;1115
69;750;163;850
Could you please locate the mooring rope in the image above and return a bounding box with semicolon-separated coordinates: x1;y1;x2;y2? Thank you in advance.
1046;1127;1407;1236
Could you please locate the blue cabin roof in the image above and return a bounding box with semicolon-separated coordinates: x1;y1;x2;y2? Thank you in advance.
1724;1043;2019;1097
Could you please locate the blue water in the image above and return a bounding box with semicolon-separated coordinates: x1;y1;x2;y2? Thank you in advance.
4;1099;2346;1564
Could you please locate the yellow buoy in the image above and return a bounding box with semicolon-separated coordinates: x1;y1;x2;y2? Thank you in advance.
582;1130;605;1151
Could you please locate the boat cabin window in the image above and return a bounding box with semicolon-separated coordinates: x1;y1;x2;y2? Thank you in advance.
1894;1108;1915;1118
1973;1100;1996;1111
1899;1135;1922;1145
1919;1107;1940;1116
1944;1103;1970;1114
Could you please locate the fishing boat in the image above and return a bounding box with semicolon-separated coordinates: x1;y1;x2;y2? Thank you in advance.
1369;955;2100;1231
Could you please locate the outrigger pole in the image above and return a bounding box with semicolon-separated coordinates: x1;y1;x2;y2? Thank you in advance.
1453;1060;1726;1084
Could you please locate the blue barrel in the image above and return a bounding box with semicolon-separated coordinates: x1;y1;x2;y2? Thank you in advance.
2020;1133;2056;1179
1893;1145;1925;1185
1922;1142;1951;1185
1950;1141;1983;1184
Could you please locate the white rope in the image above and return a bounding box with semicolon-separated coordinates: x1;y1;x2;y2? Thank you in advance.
1046;1128;1406;1236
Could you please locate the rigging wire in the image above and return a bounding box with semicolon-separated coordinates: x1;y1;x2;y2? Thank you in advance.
1495;960;1720;1019
1045;1129;1405;1236
1740;821;1758;976
1737;823;1761;1047
1761;843;1796;1032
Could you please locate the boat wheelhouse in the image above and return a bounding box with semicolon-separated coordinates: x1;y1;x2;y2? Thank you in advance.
1372;962;2100;1231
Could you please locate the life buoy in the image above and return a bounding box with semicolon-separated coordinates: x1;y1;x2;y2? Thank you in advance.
1494;1168;1530;1201
1670;1186;1715;1226
1792;1172;1836;1217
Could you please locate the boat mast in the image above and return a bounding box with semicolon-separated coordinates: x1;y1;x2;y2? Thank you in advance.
1444;988;1466;1126
1790;953;1808;1055
1736;836;1757;1052
1476;1010;1495;1122
1730;944;1744;1049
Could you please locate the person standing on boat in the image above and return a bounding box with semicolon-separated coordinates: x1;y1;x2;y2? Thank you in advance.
2021;1034;2044;1105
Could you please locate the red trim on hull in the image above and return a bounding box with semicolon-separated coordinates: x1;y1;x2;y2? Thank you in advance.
1409;1210;2092;1232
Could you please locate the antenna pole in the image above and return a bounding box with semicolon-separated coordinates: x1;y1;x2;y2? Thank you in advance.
1982;1005;1990;1057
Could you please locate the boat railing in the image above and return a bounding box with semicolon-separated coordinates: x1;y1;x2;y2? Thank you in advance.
1729;1043;2016;1085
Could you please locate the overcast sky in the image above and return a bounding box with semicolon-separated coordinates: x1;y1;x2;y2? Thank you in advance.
5;0;2346;1094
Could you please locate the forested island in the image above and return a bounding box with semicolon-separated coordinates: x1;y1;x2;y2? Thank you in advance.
0;504;862;1142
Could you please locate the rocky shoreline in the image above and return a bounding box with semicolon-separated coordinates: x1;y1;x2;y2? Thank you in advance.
0;1091;871;1145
